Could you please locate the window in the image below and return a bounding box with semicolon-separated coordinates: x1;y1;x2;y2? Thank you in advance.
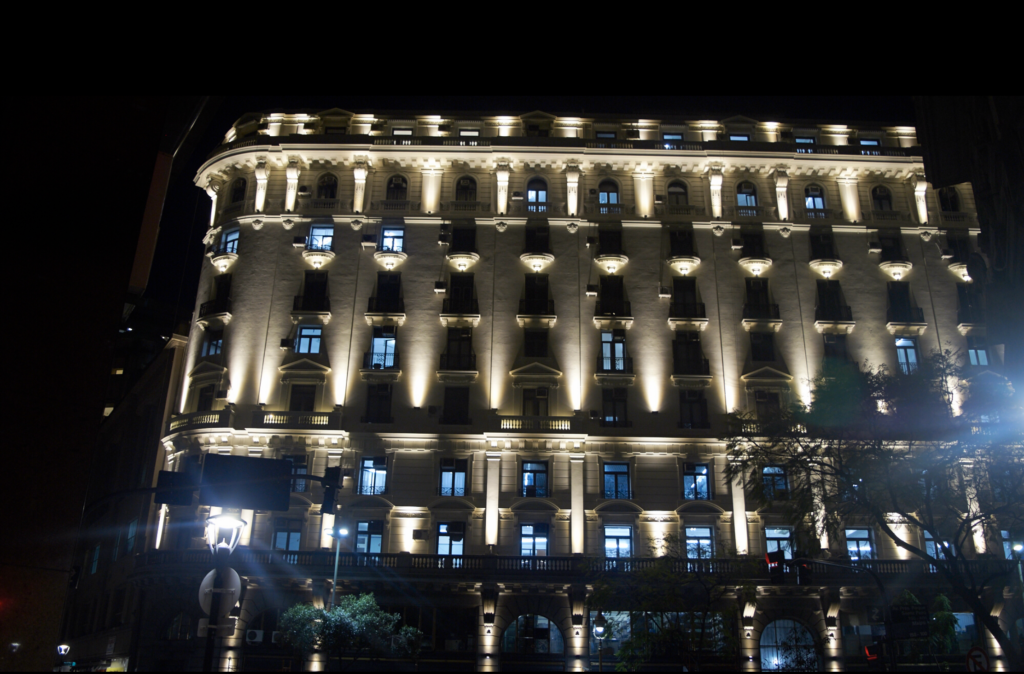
300;271;328;310
201;329;223;357
823;333;849;362
359;457;387;495
667;181;688;206
761;620;817;671
860;139;880;145
527;178;547;212
392;128;413;136
598;180;619;208
286;455;308;492
524;223;550;251
938;186;960;212
524;328;548;357
386;175;408;200
741;230;767;258
380;227;404;252
765;527;793;559
458;128;480;137
596;131;616;139
88;544;100;574
447;274;475;313
1001;530;1022;560
523;387;549;417
598;228;624;255
924;531;952;561
230;178;246;203
364;384;392;423
196;384;215;412
604;526;632;558
682;463;710;500
502;615;564;654
669;228;695;256
795;137;815;144
450;225;476;252
355;521;383;553
166;612;192;641
810;230;835;259
751;332;775;362
273;519;302;554
845;529;874;560
599;274;627;315
600;330;627;371
762;466;789;500
523;274;550;314
895;337;919;374
522;462;548;497
316;174;338;199
220;228;239;254
736;181;758;207
680;391;710;429
804;184;826;209
521;524;549;556
859;139;881;155
602;388;629;427
603;463;630;499
685;526;714;559
370;326;397;367
663;133;683;140
967;336;988;366
948;232;972;264
729;134;750;141
324;126;346;135
437;522;464;555
439;459;468;496
125;519;138;555
441;386;471;425
872;186;893;211
816;279;846;320
308;226;333;251
673;276;699;312
296;325;321;354
443;327;474;370
455;177;477;202
289;384;316;412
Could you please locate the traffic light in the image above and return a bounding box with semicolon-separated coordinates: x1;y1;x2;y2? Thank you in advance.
766;550;786;584
321;466;341;512
865;642;883;671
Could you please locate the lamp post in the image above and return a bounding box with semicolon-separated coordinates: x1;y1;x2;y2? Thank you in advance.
328;525;349;610
593;612;607;673
202;513;247;673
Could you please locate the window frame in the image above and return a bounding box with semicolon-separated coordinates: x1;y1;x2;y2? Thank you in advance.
220;228;239;254
201;329;224;358
598;179;619;206
895;336;920;375
602;462;630;499
684;526;714;559
437;522;465;556
845;528;875;560
729;134;750;142
804;184;826;210
380;226;405;252
762;466;789;500
682;463;711;500
522;461;549;498
736;181;758;207
316;174;338;199
765;526;793;560
355;520;383;554
295;325;322;354
520;523;550;556
286;455;308;493
273;518;302;553
601;388;629;427
439;458;468;497
604;525;633;558
358;456;388;495
308;226;334;251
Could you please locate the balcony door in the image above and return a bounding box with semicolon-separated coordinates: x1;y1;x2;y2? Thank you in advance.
523;388;549;417
601;331;626;371
449;274;474;313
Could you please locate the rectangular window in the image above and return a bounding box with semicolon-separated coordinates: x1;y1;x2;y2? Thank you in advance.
795;137;815;144
685;526;714;559
750;332;775;362
450;226;476;252
823;333;849;362
299;271;329;312
392;128;413;136
895;337;919;375
859;139;880;145
602;388;629;427
443;328;474;370
663;133;683;140
447;274;475;313
845;529;874;560
745;276;770;304
765;527;793;560
125;519;138;555
359;457;387;495
604;526;632;558
595;131;616;139
201;329;223;357
682;463;710;500
296;325;321;354
1001;530;1022;560
356;520;383;553
603;463;630;499
458;128;480;137
924;531;951;565
600;330;627;372
369;326;397;368
441;386;471;425
523;274;550;314
525;224;550;251
287;455;308;492
679;391;710;429
289;384;316;412
967;336;989;366
521;524;549;556
524;328;548;357
196;384;215;412
440;458;468;497
364;384;393;423
762;466;789;499
599;275;626;317
220;228;239;254
810;230;835;259
729;134;750;141
437;522;465;555
273;519;302;552
377;226;404;252
598;229;624;255
816;280;847;320
879;232;905;262
522;387;549;417
522;462;548;497
670;229;695;257
308;226;333;250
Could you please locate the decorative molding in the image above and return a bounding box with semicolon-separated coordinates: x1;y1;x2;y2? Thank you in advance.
814;321;856;335
667;256;700;275
808;259;843;278
359;369;401;384
712;225;726;237
594;373;637;388
436;371;479;384
778;227;792;238
741;318;783;333
439;313;482;329
364;313;407;327
667;317;709;332
670;375;713;390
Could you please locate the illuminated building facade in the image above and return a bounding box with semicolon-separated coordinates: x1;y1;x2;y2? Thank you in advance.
67;109;1019;671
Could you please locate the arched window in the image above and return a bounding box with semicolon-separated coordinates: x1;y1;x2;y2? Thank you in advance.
938;186;960;212
667;181;688;206
166;612;192;641
231;178;247;203
455;177;477;202
737;182;758;207
598;180;619;205
760;619;818;671
501;615;564;654
804;185;825;210
872;186;893;211
317;174;338;199
527;178;547;213
386;175;408;201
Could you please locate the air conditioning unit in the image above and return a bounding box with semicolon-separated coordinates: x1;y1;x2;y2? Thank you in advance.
511;191;523;201
731;238;745;250
271;631;283;644
589;189;598;195
655;195;665;204
433;281;447;294
293;236;307;248
215;389;229;399
246;629;264;644
280;338;293;350
585;284;599;297
658;286;671;298
940;249;954;259
412;529;428;541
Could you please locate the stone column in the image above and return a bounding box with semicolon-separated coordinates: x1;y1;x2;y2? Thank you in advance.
495;162;511;215
253;160;270;213
570;453;585;554
633;171;654;218
284;159;301;212
421;167;443;214
709;167;724;219
351;160;368;214
205;175;225;227
838;177;862;223
773;169;790;221
913;174;929;224
565;162;581;217
486;450;501;549
730;464;749;555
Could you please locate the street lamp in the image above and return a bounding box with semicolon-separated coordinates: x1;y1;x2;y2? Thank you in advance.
202;514;246;673
205;513;247;554
328;525;349;610
57;644;70;656
593;612;608;673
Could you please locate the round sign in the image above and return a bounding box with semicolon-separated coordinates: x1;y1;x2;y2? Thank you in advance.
198;567;241;616
966;646;989;672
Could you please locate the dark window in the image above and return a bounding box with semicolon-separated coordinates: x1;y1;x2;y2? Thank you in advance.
887;281;918;322
520;524;549;556
604;526;632;557
355;520;383;553
386;175;408;200
308;226;333;250
437;522;464;555
364;384;393;423
523;388;549;416
316;174;338;199
201;329;223;357
273;519;302;552
359;457;387;495
214;273;233;302
809;229;835;259
443;328;474;370
762;467;789;500
90;544;100;574
602;388;629;427
522;462;548;497
524;329;548;357
600;330;627;372
455;177;477;201
896;337;920;374
289;384;316;411
302;271;329;306
685;526;714;558
441;387;471;425
525;223;550;252
502;614;563;654
816;280;848;321
751;332;775;362
286;455;308;492
745;277;771;309
741;229;766;257
324;126;346;135
679;391;710;429
804;184;825;209
823;333;849;362
196;385;215;412
599;275;626;315
523;274;550;314
125;519;138;555
450;225;476;252
603;463;630;499
527;179;548;212
669;228;695;256
439;459;468;497
683;463;710;500
947;231;971;264
374;273;401;311
296;325;321;354
737;181;758;207
938;186;960;212
755;390;781;418
448;274;475;313
967;335;989;366
380;227;404;252
667;181;689;206
230;178;246;203
957;282;984;324
598;228;624;255
166;612;192;641
878;230;904;261
872;186;893;211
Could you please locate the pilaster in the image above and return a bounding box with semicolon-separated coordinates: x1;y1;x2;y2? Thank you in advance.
352;159;368;214
285;158;301;212
912;173;929;224
838;177;862;222
709;166;724;219
422;167;443;214
495;162;511;215
486;450;501;548
205;175;225;227
565;162;581;217
254;160;270;213
570;453;585;554
632;171;654;218
773;169;790;221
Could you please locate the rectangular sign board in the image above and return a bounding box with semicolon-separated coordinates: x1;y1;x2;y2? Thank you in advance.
890;604;929;640
199;454;292;512
154;470;195;506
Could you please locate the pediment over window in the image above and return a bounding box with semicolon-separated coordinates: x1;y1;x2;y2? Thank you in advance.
509;362;562;389
279;358;331;384
520;110;558;121
676;501;725;514
510;499;559;512
427;497;477;511
594;501;643;513
741;366;792;392
720;115;761;126
315;108;355;119
188;361;230;390
189;361;228;379
348;496;394;509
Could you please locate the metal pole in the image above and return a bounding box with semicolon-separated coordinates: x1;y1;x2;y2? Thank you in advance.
202;549;227;672
330;534;341;610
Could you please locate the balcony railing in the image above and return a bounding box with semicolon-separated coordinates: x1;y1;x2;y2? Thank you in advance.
251;410;343;430
166;409;232;435
595;301;631;316
795;208;840;221
363;350;400;369
596;356;633;374
293;296;330;312
674;357;710;376
439;484;467;497
743;303;781;320
366;297;404;313
870;210;911;222
371;200;419;213
445;201;489;213
939;211;976;224
199;298;231;318
584;203;632;216
519;299;555;315
958;306;985;324
442;298;479;314
298;198;348;213
669;302;706;319
727;205;774;220
306;240;333;252
887;307;925;323
490;415;579;432
657;204;706;218
815;305;854;322
439;353;476;370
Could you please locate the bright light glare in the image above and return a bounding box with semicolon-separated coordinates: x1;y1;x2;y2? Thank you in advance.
207;514;247;529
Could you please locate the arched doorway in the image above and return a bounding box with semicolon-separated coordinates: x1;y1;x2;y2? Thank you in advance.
502;614;565;654
760;619;819;671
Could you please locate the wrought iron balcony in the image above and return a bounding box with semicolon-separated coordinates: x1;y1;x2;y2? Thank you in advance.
674;357;710;376
815;305;854;322
596;356;633;374
439;353;476;370
669;302;706;319
199;298;231;318
293;296;330;312
366;297;404;313
363;349;400;370
519;299;555;315
727;205;774;220
887;307;925;323
742;303;780;320
595;301;631;317
442;298;479;314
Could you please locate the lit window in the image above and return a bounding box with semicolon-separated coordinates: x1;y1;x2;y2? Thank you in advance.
521;524;549;556
860;139;880;145
729;134;750;141
1001;530;1023;560
522;462;548;497
308;226;333;251
736;181;758;207
440;458;467;497
765;527;793;559
795;137;815;144
392;128;413;136
527;178;547;212
895;337;919;374
459;128;480;137
663;133;683;140
273;519;302;553
603;463;630;499
370;327;397;368
355;521;383;553
600;330;627;372
924;531;952;564
762;466;789;500
316;174;338;199
296;325;321;354
380;227;404;252
287;456;307;492
598;180;619;206
201;330;223;357
437;522;464;556
220;228;239;254
967;336;988;366
685;526;714;559
359;457;387;495
845;528;874;560
804;185;825;210
604;525;632;558
683;463;710;500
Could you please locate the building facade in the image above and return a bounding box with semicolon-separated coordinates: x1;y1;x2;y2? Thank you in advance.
65;109;1020;671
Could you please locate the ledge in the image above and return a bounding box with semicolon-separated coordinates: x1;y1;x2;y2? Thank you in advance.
947;262;971;282
302;249;336;269
957;323;984;336
814;320;856;335
364;312;407;327
210;252;238;273
196;312;232;330
436;370;479;384
595;372;636;387
594;254;628;274
741;318;783;332
517;314;557;329
670;375;713;390
879;260;912;281
374;250;407;270
738;257;773;276
446;251;480;271
668;317;709;332
359;368;402;383
808;258;843;278
886;321;928;336
593;316;634;330
666;255;701;275
439;313;482;328
291;311;331;325
520;252;555;272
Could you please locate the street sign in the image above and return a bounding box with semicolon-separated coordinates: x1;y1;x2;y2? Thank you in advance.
890;604;929;640
199;454;291;511
966;646;989;672
198;567;242;617
154;470;194;506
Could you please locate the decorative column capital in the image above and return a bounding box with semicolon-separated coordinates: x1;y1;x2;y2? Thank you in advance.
707;165;724;186
205;174;226;199
495;161;511;180
564;161;581;181
772;168;789;188
351;158;369;182
254;160;270;181
912;173;928;194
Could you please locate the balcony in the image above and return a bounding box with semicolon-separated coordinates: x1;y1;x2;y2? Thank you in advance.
165;409;233;436
808;258;843;279
656;204;706;220
208;244;239;273
673;357;710;376
794;208;841;222
197;298;232;328
292;295;331;324
886;306;927;336
363;349;400;370
742;303;782;332
217;199;254;224
444;201;490;214
668;302;709;332
250;410;343;430
517;299;557;329
297;198;349;214
489;415;580;433
814;305;856;334
726;205;775;220
939;211;977;225
439;354;477;371
957;305;985;335
584;203;633;217
509;201;562;216
301;241;335;269
596;356;633;374
370;200;420;214
869;210;912;223
364;297;406;327
594;301;633;330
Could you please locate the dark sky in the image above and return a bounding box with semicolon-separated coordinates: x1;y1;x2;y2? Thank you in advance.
147;96;917;330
